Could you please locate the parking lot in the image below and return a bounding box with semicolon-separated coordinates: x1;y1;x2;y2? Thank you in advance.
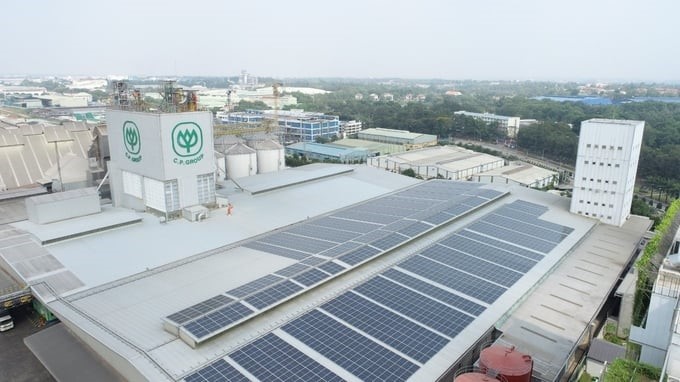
0;306;54;382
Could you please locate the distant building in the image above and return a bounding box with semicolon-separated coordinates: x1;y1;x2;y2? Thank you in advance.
354;93;363;100
383;93;394;101
358;128;437;149
569;119;644;226
339;120;362;138
286;142;369;163
472;162;558;189
445;90;462;96
218;109;340;143
519;119;538;127
368;145;504;179
454;111;521;138
369;93;379;101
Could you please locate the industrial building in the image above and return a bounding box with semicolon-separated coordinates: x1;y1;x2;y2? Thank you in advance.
219;109;340;143
569;119;645;226
285;142;370;163
332;138;407;156
471;162;559;189
339;120;362;138
358;128;437;149
368;145;505;180
454;111;521;139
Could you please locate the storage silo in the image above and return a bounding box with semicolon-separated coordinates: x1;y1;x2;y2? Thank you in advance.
250;139;284;174
225;143;257;179
454;372;506;382
479;345;533;382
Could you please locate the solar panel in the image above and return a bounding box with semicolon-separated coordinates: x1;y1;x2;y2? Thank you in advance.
321;292;449;363
353;203;420;217
227;274;284;298
422;211;456;225
494;207;575;235
354;276;474;337
183;303;254;339
440;234;537;273
229;333;344;382
274;263;311;278
442;204;475;217
398;255;506;304
474;189;504;200
468;221;557;253
293;268;331;287
381;269;486;316
167;294;233;325
419;244;524;287
353;229;393;244
318;261;346;275
332;210;402;225
338;245;382;266
242;241;310;260
506;199;549;216
382;219;419;232
460;196;488;208
301;256;326;266
258;232;337;254
369;232;409;251
285;224;360;243
184;359;249;382
456;230;544;262
484;214;567;244
318;241;362;258
309;216;382;233
244;280;304;309
397;221;433;237
282;310;420;382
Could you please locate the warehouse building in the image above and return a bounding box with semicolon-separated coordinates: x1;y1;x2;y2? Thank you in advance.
358;128;437;149
471;162;559;189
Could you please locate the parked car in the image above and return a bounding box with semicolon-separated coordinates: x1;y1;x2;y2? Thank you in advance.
0;314;14;332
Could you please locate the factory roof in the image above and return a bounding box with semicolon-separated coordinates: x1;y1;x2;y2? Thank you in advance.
332;138;407;155
286;142;369;157
359;127;435;140
3;162;613;381
477;162;558;184
383;145;504;173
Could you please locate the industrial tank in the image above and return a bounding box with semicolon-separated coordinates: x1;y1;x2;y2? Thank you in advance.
225;143;257;179
479;345;532;382
248;139;285;174
454;372;504;382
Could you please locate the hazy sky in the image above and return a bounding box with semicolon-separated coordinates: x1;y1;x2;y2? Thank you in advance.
3;0;678;81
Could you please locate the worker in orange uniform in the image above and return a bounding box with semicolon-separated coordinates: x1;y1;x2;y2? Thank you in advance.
227;202;234;216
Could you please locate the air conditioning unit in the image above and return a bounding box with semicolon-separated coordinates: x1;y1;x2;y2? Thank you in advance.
183;205;209;222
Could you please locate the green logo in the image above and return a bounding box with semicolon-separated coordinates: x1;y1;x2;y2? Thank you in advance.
123;121;142;162
171;122;204;165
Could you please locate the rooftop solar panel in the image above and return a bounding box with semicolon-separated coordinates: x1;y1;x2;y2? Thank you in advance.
184;359;249;382
397;221;433;237
321;292;449;363
353;229;393;244
318;241;362;257
309;216;382;233
318;261;346;275
381;269;486;316
419;244;524;287
274;263;311;278
282;310;420;382
484;214;567;244
369;232;409;251
399;255;506;304
183;303;254;339
258;232;337;254
494;207;575;235
354;276;474;338
167;294;234;325
242;241;311;260
285;224;360;243
227;274;284;298
506;199;549;216
456;230;544;262
332;210;402;225
229;333;344;382
300;256;326;266
338;245;382;266
244;280;304;310
292;268;331;287
440;234;537;273
469;221;557;253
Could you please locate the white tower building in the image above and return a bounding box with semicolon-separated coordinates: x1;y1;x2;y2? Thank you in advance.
570;119;645;226
106;95;216;215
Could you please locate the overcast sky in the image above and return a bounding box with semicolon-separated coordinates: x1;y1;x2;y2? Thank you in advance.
3;0;678;81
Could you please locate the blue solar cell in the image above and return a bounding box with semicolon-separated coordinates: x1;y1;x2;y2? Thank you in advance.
507;199;548;216
420;244;524;287
332;210;402;225
397;221;432;237
440;234;537;273
338;245;381;266
369;232;409;250
293;268;331;287
484;214;567;244
229;333;344;382
274;263;311;278
318;261;346;275
456;230;544;262
184;359;249;382
243;241;310;260
354;276;474;337
469;221;556;253
322;292;449;363
167;294;233;325
282;310;419;382
227;274;284;298
259;232;337;254
244;280;304;309
319;241;362;257
310;216;382;233
398;255;506;304
381;269;486;316
183;303;254;339
285;224;360;243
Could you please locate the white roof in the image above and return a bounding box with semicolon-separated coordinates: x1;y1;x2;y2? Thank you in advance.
478;161;558;184
385;145;503;170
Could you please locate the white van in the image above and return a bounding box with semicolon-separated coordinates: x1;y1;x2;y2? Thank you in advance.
0;314;14;332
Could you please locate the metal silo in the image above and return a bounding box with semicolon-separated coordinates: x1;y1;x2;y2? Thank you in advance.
225;143;257;179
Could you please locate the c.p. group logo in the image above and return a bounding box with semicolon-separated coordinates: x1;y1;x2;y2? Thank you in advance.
171;122;204;165
123;121;142;162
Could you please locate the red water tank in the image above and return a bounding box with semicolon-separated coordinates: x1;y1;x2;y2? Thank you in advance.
454;372;501;382
478;345;533;382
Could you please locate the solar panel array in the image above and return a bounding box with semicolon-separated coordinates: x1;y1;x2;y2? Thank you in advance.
181;198;575;382
169;181;504;345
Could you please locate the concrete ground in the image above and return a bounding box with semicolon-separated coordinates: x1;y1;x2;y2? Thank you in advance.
0;305;55;382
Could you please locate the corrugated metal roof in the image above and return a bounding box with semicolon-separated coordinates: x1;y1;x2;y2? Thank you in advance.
225;142;255;155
